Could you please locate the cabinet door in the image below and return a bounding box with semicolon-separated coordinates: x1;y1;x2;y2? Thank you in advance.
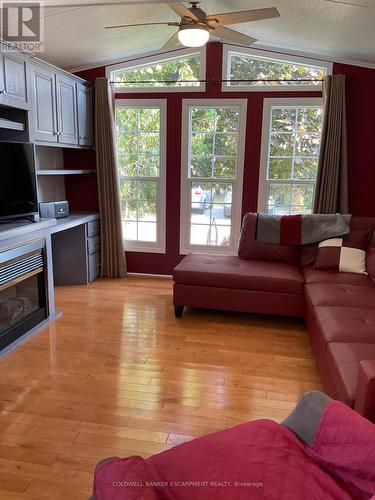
56;74;78;145
77;83;94;147
0;53;28;109
30;64;58;143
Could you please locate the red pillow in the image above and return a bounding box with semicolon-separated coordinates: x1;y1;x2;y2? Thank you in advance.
314;230;370;274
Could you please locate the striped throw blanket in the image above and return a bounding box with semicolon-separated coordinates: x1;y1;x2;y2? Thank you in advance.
256;213;352;245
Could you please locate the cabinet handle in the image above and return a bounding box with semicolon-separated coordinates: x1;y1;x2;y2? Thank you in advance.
0;89;6;95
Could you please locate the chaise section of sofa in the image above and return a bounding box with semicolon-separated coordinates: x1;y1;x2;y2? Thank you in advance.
173;213;375;421
173;253;305;318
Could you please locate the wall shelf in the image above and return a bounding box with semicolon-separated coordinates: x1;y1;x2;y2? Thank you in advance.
0;117;24;131
36;169;96;176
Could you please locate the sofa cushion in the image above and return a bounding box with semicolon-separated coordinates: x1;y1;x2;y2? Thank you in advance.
310;305;375;345
303;265;375;287
238;213;301;266
174;253;305;295
314;231;369;275
326;342;375;407
305;283;375;309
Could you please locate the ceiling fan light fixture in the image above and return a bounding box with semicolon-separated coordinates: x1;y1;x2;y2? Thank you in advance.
177;24;209;47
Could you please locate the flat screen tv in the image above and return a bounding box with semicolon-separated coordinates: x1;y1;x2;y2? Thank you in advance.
0;142;38;220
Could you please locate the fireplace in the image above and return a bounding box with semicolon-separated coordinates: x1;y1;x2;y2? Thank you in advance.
0;239;47;351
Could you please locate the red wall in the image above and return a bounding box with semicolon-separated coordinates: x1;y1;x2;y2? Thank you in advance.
68;43;375;275
333;62;375;216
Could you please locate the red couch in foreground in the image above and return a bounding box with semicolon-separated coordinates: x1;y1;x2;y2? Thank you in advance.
173;213;375;422
92;392;375;499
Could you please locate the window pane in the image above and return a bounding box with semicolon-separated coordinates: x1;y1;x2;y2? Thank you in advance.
297;108;323;133
120;180;137;220
270;133;294;156
112;53;201;88
214;158;236;179
191;108;215;132
214;134;237;156
294;158;318;180
122;221;137;241
190;224;230;247
268;183;292;214
139;108;160;131
271;108;296;131
229;53;327;87
264;105;323;215
268;158;292;180
116;106;163;246
138;180;157;200
215;108;239;132
186;104;244;251
295;132;321;156
138;222;157;242
118;154;138;177
191;133;214;157
189;107;240;180
291;184;314;213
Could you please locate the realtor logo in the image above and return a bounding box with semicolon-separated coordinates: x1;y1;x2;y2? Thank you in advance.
1;2;44;52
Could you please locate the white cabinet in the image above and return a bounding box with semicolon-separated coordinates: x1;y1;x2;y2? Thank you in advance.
30;63;58;143
77;83;94;147
29;63;93;148
56;74;78;145
0;52;29;109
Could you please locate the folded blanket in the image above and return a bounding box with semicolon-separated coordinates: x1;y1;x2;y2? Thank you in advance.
256;213;352;245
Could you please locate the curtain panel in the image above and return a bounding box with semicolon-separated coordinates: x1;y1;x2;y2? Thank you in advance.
313;74;348;214
95;77;127;278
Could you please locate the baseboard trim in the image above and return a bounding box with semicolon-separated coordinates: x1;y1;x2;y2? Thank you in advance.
127;272;173;279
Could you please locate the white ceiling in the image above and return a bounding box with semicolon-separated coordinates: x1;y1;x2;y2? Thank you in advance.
32;0;375;70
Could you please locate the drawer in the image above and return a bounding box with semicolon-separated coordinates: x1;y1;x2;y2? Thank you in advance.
87;235;100;255
87;219;100;237
88;252;100;282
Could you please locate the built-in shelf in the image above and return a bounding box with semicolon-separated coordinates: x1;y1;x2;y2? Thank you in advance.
0;117;24;131
36;169;96;176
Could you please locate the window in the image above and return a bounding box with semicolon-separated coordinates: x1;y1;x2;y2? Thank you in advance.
222;46;332;92
180;99;247;254
258;98;324;215
108;48;205;93
116;99;166;253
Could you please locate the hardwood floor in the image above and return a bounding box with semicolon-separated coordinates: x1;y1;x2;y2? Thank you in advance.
0;277;322;499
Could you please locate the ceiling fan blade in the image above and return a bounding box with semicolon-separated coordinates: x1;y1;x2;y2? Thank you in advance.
162;31;181;49
168;2;198;20
105;21;176;29
207;7;280;26
214;26;257;46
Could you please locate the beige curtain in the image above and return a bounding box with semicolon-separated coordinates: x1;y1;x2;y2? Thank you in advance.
313;74;348;214
95;77;127;278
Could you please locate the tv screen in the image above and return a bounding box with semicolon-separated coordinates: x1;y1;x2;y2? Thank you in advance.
0;142;38;219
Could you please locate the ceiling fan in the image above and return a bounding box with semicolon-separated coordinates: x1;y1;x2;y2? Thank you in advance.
105;2;280;49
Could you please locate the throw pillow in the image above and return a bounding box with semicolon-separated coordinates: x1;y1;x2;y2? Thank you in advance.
314;230;370;274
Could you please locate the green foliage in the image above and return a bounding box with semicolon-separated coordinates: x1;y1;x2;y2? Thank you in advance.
189;108;239;181
113;54;201;88
230;54;326;86
267;106;323;214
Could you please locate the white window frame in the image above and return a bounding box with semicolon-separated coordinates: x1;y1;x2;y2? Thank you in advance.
107;47;206;93
257;97;324;214
180;98;247;255
222;45;332;92
116;99;167;253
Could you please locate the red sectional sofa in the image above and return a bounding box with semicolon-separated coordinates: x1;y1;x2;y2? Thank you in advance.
173;213;375;422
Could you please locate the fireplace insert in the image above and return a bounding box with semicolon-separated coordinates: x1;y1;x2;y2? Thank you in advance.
0;239;47;352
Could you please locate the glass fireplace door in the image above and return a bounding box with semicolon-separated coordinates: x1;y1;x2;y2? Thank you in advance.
0;239;47;351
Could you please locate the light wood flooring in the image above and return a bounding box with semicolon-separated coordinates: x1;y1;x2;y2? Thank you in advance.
0;277;322;499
